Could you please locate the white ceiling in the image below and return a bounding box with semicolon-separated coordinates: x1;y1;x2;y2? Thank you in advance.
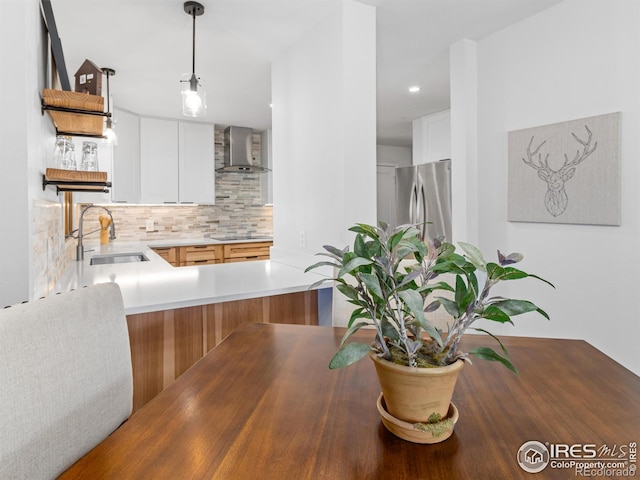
52;0;562;148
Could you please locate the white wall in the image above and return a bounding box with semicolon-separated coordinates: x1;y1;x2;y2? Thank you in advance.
0;0;56;306
271;0;377;270
456;0;640;374
377;144;411;167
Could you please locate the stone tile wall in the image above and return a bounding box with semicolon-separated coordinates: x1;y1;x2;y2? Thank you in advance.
32;200;75;299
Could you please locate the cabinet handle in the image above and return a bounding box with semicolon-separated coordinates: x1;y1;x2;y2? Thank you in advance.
246;256;258;259
194;245;208;249
194;259;208;263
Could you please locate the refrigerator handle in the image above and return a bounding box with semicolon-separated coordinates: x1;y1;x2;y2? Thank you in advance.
419;184;427;239
410;184;418;225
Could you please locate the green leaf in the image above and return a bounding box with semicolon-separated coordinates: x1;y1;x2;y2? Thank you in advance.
398;290;426;323
354;234;367;258
492;299;536;316
528;273;556;289
458;241;486;272
304;260;340;273
347;308;370;327
472;328;510;358
336;283;360;302
381;317;400;341
493;299;551;321
487;264;529;281
398;290;442;347
307;278;333;290
329;342;371;369
436;296;460;318
338;257;373;278
339;322;370;347
486;262;504;281
349;224;381;240
454;274;467;306
469;346;519;376
397;269;421;289
360;272;384;300
432;260;469;276
323;244;347;259
481;305;513;324
388;229;407;251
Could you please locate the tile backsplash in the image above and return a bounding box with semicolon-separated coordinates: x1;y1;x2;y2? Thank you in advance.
79;126;273;244
81;203;272;244
32;200;75;299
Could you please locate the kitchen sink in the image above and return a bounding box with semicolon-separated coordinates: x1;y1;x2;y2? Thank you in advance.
90;252;149;266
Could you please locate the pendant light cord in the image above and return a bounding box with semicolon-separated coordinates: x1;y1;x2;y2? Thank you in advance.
106;71;111;113
191;9;196;75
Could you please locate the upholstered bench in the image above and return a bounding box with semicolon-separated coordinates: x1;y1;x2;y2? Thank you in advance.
0;283;133;480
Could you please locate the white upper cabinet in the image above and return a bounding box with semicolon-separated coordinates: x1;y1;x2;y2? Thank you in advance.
140;117;179;203
112;107;140;203
179;122;215;204
139;117;214;204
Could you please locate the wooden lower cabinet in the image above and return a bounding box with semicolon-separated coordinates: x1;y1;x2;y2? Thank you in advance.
126;290;318;412
179;244;223;266
223;242;272;262
151;247;178;266
153;242;272;266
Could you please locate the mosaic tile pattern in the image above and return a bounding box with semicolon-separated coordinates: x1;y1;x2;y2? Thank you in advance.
32;200;75;299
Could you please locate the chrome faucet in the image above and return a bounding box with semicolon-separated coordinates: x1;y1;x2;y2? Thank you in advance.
76;205;116;261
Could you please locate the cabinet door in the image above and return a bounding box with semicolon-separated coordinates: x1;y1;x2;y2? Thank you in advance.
178;122;215;204
112;107;140;203
376;165;397;228
140;117;179;203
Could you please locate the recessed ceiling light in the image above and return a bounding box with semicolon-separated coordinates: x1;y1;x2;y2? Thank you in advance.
408;86;420;93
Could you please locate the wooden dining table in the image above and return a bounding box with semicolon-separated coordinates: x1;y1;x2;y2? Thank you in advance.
59;323;640;480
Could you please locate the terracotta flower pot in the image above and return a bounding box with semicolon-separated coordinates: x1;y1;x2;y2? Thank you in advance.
368;351;464;423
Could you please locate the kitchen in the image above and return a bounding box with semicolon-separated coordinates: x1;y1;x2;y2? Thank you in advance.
2;2;640;371
1;0;640;477
5;0;637;371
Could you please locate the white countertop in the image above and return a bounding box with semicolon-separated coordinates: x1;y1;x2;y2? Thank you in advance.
54;241;329;315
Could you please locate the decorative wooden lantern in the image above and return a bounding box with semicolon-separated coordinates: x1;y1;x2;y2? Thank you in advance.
74;59;103;95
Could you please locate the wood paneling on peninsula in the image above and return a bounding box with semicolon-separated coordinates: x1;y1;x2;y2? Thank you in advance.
126;290;318;412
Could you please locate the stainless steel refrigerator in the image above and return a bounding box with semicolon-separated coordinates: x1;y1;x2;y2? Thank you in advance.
395;159;451;241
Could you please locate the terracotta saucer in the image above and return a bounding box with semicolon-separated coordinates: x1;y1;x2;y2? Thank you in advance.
376;393;459;444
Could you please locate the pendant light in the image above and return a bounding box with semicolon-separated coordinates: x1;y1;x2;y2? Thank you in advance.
181;1;206;117
102;67;118;144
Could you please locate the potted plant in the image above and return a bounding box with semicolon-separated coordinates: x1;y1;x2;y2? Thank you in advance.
306;222;553;443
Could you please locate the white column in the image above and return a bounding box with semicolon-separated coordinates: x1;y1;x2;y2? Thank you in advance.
449;39;478;245
271;0;377;270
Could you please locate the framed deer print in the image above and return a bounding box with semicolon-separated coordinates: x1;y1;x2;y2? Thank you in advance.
507;112;621;226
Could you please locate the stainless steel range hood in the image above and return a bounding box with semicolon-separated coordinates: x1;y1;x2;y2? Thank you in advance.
216;126;269;173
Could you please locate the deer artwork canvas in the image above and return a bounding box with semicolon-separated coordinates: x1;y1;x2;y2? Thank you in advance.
507;112;621;226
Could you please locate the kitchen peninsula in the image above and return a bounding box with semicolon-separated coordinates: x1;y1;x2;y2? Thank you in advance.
55;238;331;411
